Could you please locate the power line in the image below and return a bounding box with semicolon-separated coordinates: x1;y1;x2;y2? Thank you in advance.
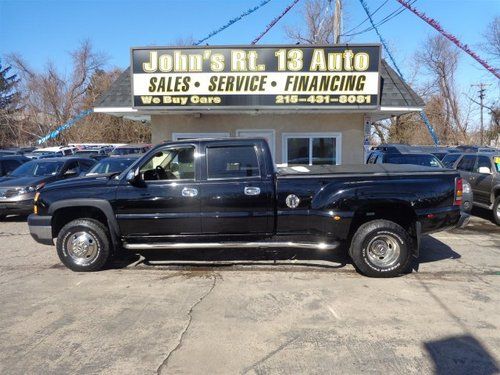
341;0;388;36
251;0;301;44
194;0;273;45
357;0;440;145
343;0;417;37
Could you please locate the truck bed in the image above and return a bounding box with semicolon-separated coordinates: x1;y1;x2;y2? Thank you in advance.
277;164;457;177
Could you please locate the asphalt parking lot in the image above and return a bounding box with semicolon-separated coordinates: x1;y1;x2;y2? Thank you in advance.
0;212;498;374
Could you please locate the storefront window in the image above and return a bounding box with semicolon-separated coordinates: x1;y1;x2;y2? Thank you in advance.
285;134;340;165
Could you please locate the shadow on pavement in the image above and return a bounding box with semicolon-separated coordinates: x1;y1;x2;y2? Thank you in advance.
109;235;466;273
470;207;496;225
108;246;350;271
424;335;499;375
1;214;29;223
412;235;460;272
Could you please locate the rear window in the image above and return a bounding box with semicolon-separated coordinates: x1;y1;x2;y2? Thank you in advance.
441;153;461;168
207;146;260;179
385;154;442;168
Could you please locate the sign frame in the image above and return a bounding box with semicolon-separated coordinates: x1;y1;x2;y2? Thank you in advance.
130;44;382;111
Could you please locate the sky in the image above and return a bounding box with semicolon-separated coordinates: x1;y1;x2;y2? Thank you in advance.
0;0;499;125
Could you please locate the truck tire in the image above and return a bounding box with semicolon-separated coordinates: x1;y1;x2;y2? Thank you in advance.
56;219;111;272
349;219;412;278
493;197;500;226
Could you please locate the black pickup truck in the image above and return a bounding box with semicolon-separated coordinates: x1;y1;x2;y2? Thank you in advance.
28;138;468;277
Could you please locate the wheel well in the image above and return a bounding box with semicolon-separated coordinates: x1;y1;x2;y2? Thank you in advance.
348;203;417;239
52;206;108;238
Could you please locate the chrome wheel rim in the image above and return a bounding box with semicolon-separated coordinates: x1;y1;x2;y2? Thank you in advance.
496;204;500;219
66;231;98;266
367;234;401;268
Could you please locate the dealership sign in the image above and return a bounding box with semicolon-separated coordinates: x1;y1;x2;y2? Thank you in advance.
131;45;381;109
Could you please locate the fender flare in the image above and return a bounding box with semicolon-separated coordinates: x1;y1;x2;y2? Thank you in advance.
49;199;120;248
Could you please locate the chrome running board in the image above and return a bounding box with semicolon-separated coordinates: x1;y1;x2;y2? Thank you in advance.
123;241;339;251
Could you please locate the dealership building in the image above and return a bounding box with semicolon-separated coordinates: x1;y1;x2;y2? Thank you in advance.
94;45;424;164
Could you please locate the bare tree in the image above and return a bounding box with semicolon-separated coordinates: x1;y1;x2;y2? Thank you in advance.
285;0;344;44
7;40;107;144
415;34;472;143
482;16;500;62
65;69;150;143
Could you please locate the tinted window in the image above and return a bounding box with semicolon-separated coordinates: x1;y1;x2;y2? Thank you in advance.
385;154;442;167
207;146;259;179
441;153;461;168
79;160;95;172
457;155;476;172
10;161;64;177
475;156;492;172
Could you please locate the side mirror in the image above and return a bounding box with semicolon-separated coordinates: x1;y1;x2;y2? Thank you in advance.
478;166;491;174
126;169;137;183
126;169;144;186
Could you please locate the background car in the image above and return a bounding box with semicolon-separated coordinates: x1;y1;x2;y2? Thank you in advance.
366;145;443;168
0;155;30;177
25;146;77;159
110;144;150;156
74;148;110;161
85;155;139;176
0;157;95;219
452;153;500;224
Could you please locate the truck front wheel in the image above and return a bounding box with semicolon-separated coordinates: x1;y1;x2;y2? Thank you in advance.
349;219;412;278
56;219;111;272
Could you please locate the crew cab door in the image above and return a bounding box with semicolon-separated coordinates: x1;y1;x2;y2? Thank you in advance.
199;141;274;235
114;143;201;236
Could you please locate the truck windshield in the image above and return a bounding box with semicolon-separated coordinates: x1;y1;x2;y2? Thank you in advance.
385;154;443;168
87;158;135;175
10;161;64;177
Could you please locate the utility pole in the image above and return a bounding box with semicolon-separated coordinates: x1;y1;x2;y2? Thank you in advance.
333;0;343;43
471;83;490;146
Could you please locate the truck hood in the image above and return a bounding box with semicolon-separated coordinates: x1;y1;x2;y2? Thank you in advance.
43;175;117;191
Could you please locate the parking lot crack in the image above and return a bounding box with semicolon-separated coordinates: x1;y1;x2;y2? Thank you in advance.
156;275;217;374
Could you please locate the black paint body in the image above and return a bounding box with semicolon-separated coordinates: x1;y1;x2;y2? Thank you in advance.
31;139;462;247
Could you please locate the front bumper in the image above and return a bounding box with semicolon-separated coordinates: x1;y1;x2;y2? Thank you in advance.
0;199;33;216
28;214;53;245
456;212;470;229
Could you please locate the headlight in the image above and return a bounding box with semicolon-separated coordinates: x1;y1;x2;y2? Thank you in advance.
462;181;471;194
18;183;45;195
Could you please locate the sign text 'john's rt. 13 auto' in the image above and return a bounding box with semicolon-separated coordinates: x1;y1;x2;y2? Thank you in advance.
131;44;381;109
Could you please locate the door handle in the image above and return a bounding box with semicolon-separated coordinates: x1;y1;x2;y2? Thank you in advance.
182;187;198;197
244;186;261;196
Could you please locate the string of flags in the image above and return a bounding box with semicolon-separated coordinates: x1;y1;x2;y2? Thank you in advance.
395;0;499;79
